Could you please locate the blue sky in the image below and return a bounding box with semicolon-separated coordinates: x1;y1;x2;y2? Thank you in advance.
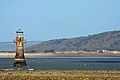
0;0;120;42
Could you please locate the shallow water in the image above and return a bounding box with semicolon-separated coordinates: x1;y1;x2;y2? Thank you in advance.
1;57;120;70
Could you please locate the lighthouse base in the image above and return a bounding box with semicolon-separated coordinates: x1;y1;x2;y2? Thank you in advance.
13;59;27;67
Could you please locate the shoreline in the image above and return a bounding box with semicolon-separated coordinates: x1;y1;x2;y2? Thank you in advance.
0;52;120;58
1;52;120;80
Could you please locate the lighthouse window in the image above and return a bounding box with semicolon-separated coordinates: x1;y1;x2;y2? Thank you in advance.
20;38;21;41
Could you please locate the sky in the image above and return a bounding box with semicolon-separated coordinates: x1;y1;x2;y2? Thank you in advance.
0;0;120;42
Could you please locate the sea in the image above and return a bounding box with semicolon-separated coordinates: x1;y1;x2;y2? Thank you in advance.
1;57;120;70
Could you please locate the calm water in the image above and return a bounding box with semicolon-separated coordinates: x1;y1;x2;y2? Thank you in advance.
1;57;120;70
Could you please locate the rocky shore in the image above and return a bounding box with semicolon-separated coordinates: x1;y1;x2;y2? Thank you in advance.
0;70;120;80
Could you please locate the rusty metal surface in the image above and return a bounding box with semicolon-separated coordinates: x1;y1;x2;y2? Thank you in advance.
13;29;27;67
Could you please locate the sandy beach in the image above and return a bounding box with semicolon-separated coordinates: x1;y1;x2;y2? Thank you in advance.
0;70;120;80
0;52;120;58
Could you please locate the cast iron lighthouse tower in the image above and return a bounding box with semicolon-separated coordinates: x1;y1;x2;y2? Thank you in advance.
13;29;27;67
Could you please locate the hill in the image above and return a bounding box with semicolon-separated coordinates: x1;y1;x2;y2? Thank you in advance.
0;41;41;52
25;30;120;52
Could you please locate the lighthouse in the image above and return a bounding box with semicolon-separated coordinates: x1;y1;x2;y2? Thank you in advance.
13;29;27;67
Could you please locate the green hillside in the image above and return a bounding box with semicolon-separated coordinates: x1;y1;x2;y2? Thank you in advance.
25;30;120;52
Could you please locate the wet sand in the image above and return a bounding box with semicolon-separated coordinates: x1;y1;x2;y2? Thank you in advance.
0;70;120;80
